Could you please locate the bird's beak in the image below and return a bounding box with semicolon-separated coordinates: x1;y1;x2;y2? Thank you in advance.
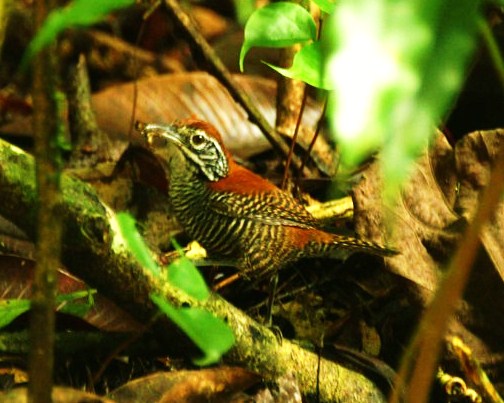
135;121;183;149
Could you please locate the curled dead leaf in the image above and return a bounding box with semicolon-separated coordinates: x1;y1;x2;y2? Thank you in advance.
353;131;461;294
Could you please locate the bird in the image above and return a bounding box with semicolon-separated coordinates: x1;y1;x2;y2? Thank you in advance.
135;119;397;280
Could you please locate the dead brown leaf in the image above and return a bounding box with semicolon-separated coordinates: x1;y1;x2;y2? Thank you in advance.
108;367;260;403
455;129;504;281
0;255;142;332
452;129;504;384
353;128;504;391
353;132;461;294
91;73;333;172
354;128;504;299
0;386;115;403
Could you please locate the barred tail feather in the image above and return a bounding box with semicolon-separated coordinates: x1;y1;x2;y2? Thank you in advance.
304;233;398;258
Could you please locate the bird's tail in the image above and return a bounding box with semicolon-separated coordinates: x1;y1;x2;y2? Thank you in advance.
304;232;398;259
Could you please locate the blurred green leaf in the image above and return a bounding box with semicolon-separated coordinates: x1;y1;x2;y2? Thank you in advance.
478;18;504;88
151;294;235;365
312;0;336;14
22;0;134;68
116;213;160;277
0;299;30;329
264;42;332;89
240;2;316;71
323;0;481;201
167;256;210;301
233;0;257;26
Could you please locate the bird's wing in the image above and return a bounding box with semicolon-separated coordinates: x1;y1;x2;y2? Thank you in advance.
208;189;319;229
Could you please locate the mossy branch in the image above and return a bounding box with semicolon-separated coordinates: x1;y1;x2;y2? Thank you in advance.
0;138;385;402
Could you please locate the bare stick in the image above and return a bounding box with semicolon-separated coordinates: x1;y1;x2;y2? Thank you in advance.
29;0;62;401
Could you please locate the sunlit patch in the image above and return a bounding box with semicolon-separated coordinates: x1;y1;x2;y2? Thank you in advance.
1;141;26;156
324;0;432;167
328;31;400;140
107;206;129;255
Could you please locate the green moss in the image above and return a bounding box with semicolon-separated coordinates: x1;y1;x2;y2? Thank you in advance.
0;139;110;247
0;141;38;235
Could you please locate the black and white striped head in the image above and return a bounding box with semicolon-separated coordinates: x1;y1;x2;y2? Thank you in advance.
136;120;230;182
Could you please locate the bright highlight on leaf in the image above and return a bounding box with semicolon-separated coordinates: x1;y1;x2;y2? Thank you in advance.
311;0;337;14
324;0;427;163
240;2;316;71
323;0;481;200
21;0;134;68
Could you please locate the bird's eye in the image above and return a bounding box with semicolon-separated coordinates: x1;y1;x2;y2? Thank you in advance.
190;133;206;148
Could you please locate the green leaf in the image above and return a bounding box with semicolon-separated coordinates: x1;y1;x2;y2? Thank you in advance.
264;42;332;89
151;294;235;366
55;289;96;303
323;0;481;201
116;213;160;277
21;0;134;68
0;299;30;329
167;256;210;301
311;0;336;14
240;2;316;71
0;290;97;329
56;289;97;317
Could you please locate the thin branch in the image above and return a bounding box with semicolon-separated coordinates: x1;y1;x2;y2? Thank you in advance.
66;55;111;167
479;17;504;88
29;0;62;401
300;96;328;175
281;88;307;190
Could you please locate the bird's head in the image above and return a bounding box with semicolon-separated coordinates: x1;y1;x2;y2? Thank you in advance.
136;119;230;182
